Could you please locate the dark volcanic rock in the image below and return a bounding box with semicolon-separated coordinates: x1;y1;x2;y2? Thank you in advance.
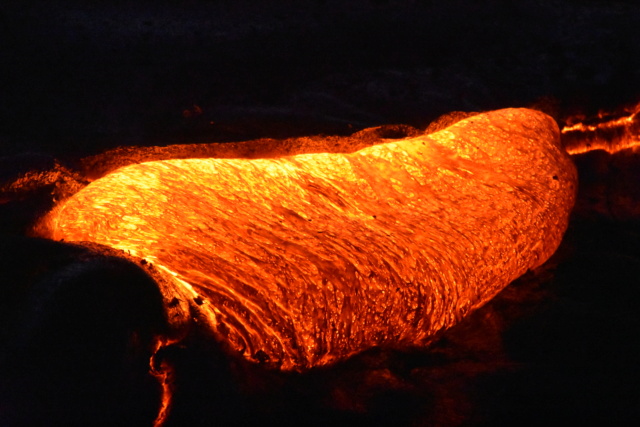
0;237;167;426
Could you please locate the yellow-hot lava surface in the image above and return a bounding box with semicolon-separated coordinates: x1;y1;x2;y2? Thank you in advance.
42;108;577;370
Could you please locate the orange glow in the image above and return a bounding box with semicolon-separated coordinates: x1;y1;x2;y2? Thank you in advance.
562;103;640;154
38;108;576;371
150;340;174;427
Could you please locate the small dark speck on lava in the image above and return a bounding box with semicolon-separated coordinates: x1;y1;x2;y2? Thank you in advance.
168;297;180;307
552;175;558;180
254;350;270;364
194;296;205;305
373;215;377;219
140;259;147;265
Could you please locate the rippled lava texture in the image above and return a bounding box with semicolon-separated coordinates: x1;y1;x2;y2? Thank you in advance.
43;109;576;370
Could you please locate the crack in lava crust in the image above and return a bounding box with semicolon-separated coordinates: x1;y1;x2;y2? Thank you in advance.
40;108;577;371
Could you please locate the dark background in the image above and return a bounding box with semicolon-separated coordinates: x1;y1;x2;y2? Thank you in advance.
1;1;640;426
2;0;639;157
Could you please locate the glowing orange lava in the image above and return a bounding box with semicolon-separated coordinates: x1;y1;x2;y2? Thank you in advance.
150;339;175;427
562;103;640;154
39;108;576;371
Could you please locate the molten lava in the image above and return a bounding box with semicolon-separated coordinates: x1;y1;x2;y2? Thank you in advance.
561;102;640;154
40;108;576;371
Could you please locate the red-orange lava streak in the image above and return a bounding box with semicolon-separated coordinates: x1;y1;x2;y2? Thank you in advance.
41;108;576;371
562;103;640;154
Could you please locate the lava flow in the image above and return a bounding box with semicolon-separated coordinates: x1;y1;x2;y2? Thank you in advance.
561;102;640;154
38;108;576;371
